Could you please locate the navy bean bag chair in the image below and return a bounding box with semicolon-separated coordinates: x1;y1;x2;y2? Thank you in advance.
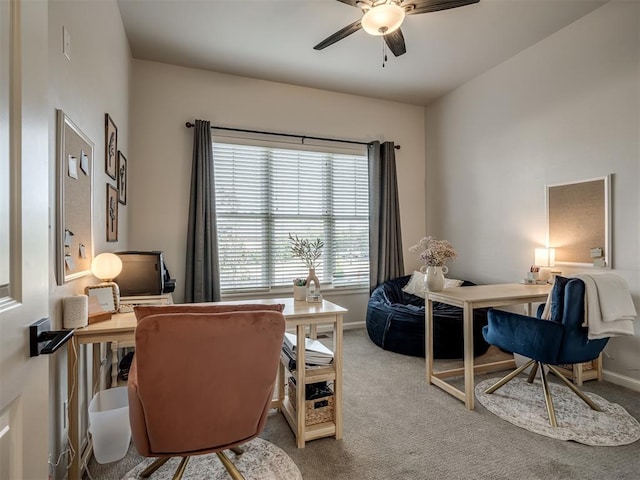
366;275;491;358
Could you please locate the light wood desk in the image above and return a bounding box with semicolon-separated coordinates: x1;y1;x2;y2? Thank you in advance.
426;283;551;410
67;297;346;479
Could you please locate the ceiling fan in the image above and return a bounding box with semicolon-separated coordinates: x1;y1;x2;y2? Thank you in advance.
314;0;480;58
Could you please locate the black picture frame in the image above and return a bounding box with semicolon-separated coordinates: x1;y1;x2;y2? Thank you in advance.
106;183;118;242
118;150;127;205
105;113;117;180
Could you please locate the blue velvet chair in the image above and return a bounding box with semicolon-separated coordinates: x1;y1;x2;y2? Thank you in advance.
482;278;609;427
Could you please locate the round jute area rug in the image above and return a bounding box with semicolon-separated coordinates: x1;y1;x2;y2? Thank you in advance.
475;377;640;446
122;438;302;480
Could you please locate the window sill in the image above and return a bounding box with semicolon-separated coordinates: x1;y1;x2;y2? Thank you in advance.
220;285;368;301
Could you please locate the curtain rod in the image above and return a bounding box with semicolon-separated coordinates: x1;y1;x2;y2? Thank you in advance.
185;122;401;150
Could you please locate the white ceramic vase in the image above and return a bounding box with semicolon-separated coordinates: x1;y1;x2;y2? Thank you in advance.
305;268;320;294
421;265;448;292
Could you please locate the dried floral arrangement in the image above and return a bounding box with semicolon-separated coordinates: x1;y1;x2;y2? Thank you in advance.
409;236;457;267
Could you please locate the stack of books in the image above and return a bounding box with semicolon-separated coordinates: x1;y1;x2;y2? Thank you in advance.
282;332;333;370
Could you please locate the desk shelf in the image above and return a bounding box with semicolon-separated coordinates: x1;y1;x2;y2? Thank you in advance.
272;301;345;448
280;397;336;442
279;358;336;427
286;364;336;384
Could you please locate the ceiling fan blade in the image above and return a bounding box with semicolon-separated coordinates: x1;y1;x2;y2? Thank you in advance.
405;0;479;16
336;0;365;7
384;29;406;57
314;19;363;50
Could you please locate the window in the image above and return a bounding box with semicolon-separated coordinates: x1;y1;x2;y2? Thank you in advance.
213;141;369;293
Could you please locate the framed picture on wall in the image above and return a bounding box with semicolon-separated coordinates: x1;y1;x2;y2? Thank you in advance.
118;151;127;205
546;175;611;268
105;113;117;180
55;109;95;284
106;183;118;242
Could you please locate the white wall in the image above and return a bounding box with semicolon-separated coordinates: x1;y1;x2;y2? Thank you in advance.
425;1;639;386
47;0;131;475
129;60;426;323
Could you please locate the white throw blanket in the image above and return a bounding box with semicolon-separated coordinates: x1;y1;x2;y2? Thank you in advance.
571;273;636;339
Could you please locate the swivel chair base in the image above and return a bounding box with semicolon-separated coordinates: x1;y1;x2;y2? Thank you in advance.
484;359;601;427
140;447;246;480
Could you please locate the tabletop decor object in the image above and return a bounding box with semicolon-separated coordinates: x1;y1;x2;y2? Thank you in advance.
62;294;89;329
409;236;457;292
293;278;307;301
288;233;324;301
90;252;123;308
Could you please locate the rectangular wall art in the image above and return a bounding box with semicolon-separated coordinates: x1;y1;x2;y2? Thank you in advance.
118;150;127;204
107;183;118;242
105;113;118;180
56;109;94;284
546;175;611;267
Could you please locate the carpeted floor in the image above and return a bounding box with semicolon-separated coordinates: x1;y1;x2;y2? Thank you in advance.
85;328;640;480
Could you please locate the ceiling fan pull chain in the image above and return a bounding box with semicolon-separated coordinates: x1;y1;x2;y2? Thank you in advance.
382;38;388;68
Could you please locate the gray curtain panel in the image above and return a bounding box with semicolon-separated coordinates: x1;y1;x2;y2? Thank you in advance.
368;140;404;291
185;119;221;302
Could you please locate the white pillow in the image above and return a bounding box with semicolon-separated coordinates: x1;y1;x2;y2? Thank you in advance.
402;272;464;298
402;271;426;298
444;278;464;289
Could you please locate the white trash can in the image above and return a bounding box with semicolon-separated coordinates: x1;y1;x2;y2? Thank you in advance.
88;387;131;463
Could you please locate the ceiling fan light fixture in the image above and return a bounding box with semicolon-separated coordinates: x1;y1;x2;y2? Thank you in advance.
361;2;405;36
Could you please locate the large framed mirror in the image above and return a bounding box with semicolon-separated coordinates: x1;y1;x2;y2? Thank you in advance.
546;175;611;268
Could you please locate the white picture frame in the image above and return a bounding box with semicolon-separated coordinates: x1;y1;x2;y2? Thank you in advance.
546;175;611;268
56;109;94;284
85;284;118;313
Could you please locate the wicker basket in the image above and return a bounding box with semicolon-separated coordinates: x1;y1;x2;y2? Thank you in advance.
288;377;334;426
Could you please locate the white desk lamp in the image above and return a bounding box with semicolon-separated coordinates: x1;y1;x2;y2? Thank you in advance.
534;247;556;282
91;252;123;308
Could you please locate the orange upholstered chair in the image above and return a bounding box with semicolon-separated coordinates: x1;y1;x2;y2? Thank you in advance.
127;304;286;479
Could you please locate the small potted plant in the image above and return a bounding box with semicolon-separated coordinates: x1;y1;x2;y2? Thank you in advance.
292;277;307;301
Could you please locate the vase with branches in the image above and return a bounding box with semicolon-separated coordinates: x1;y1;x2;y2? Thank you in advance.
288;233;324;269
289;233;324;295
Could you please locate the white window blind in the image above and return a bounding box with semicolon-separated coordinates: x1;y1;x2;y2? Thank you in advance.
213;142;369;292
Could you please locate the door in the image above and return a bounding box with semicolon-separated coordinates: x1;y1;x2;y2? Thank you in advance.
0;0;50;478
